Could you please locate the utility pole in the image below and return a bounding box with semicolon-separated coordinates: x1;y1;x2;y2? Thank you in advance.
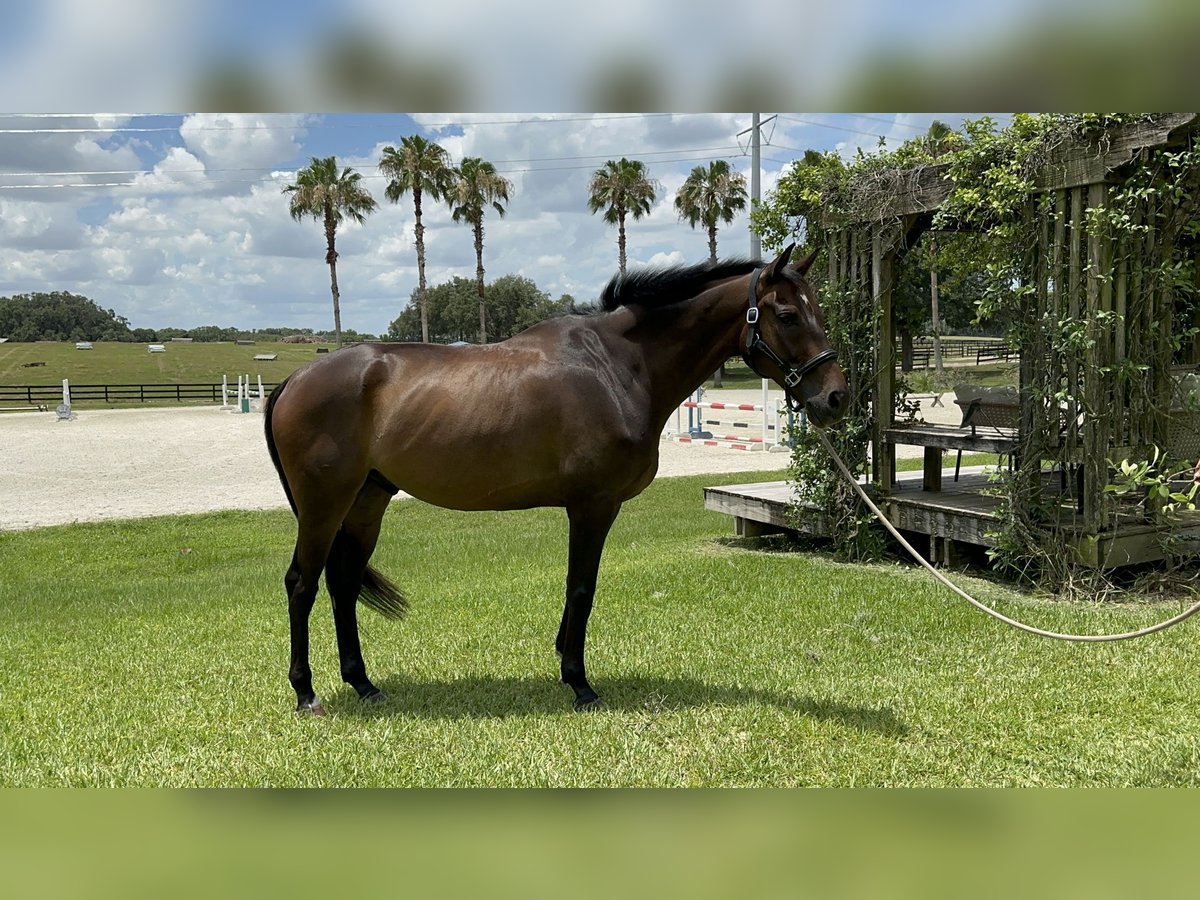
751;112;761;261
738;113;776;261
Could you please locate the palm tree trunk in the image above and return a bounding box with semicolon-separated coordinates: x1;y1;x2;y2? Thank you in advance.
709;222;723;385
474;219;487;343
414;186;429;343
324;210;343;349
618;208;627;275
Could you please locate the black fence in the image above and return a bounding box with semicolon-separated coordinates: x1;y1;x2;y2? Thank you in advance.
0;382;281;406
901;340;1014;366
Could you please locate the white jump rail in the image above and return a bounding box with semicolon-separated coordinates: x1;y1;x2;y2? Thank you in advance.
664;380;789;451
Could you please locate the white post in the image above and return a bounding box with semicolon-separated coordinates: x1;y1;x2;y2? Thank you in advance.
57;378;72;421
220;374;231;410
761;378;770;449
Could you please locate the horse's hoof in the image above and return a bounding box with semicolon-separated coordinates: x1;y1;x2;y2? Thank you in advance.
573;696;605;713
296;698;326;717
361;689;388;704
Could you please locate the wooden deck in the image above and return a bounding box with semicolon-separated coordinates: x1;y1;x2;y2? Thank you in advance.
704;468;1200;568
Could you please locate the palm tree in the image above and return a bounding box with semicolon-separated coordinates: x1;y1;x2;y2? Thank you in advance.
379;135;455;343
450;157;513;343
587;158;657;275
674;160;748;264
282;156;377;349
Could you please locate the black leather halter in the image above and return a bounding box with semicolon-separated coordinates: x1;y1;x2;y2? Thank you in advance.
741;266;839;396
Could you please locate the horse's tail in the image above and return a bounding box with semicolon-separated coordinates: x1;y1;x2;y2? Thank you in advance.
359;565;408;620
263;375;298;518
265;374;408;621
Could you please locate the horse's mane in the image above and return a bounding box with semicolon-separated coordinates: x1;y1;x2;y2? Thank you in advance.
599;259;760;312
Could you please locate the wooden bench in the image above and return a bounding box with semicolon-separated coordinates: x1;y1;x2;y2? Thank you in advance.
886;424;1019;491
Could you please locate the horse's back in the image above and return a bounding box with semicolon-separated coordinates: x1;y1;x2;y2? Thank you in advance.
270;326;659;513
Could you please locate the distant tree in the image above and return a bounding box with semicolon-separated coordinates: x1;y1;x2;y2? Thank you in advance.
0;292;134;342
450;156;513;343
674;160;748;263
488;274;560;338
282;156;378;349
379;135;455;343
386;277;477;343
587;158;658;275
385;274;570;343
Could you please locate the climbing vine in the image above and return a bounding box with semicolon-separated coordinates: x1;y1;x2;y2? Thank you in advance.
757;114;1200;584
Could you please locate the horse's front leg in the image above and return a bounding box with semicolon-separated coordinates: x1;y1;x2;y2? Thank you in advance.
560;501;620;711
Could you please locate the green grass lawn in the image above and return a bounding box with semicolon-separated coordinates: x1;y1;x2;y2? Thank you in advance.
2;470;1198;787
0;340;332;404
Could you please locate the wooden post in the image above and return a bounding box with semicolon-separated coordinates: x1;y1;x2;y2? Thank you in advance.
873;226;896;489
1083;182;1108;533
923;447;943;492
1068;188;1084;511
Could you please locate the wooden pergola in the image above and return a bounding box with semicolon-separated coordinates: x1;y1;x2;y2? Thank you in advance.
710;114;1200;567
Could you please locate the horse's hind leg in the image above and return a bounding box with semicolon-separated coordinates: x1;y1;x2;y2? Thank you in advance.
286;518;343;715
325;479;394;702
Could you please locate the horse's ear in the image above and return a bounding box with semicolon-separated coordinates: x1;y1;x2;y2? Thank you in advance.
766;243;795;280
794;247;819;276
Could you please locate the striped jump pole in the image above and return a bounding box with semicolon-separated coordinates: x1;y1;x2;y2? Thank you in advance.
669;389;786;451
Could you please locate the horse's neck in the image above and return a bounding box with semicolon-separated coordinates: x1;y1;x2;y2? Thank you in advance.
626;288;747;419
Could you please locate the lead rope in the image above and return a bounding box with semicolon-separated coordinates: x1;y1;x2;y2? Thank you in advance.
816;430;1200;642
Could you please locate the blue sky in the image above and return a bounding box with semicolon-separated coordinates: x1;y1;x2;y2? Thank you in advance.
0;113;1006;335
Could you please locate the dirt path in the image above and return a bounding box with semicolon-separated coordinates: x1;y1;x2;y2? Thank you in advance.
0;402;788;530
0;388;956;531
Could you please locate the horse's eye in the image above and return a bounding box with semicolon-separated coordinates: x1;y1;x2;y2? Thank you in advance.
776;309;800;325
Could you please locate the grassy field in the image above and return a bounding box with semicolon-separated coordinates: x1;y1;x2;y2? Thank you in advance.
2;469;1198;787
1;341;1018;402
0;340;332;402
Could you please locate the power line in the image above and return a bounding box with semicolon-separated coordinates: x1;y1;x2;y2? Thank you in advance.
0;112;688;135
0;150;754;190
777;115;891;140
0;141;755;188
850;113;927;131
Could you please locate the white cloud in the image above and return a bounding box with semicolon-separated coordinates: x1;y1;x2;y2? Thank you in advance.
0;112;950;332
180;114;308;172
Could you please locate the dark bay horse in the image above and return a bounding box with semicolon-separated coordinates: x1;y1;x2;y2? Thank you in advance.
264;244;848;714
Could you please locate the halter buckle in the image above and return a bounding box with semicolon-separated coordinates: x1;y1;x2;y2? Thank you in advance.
745;307;759;325
784;370;803;388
